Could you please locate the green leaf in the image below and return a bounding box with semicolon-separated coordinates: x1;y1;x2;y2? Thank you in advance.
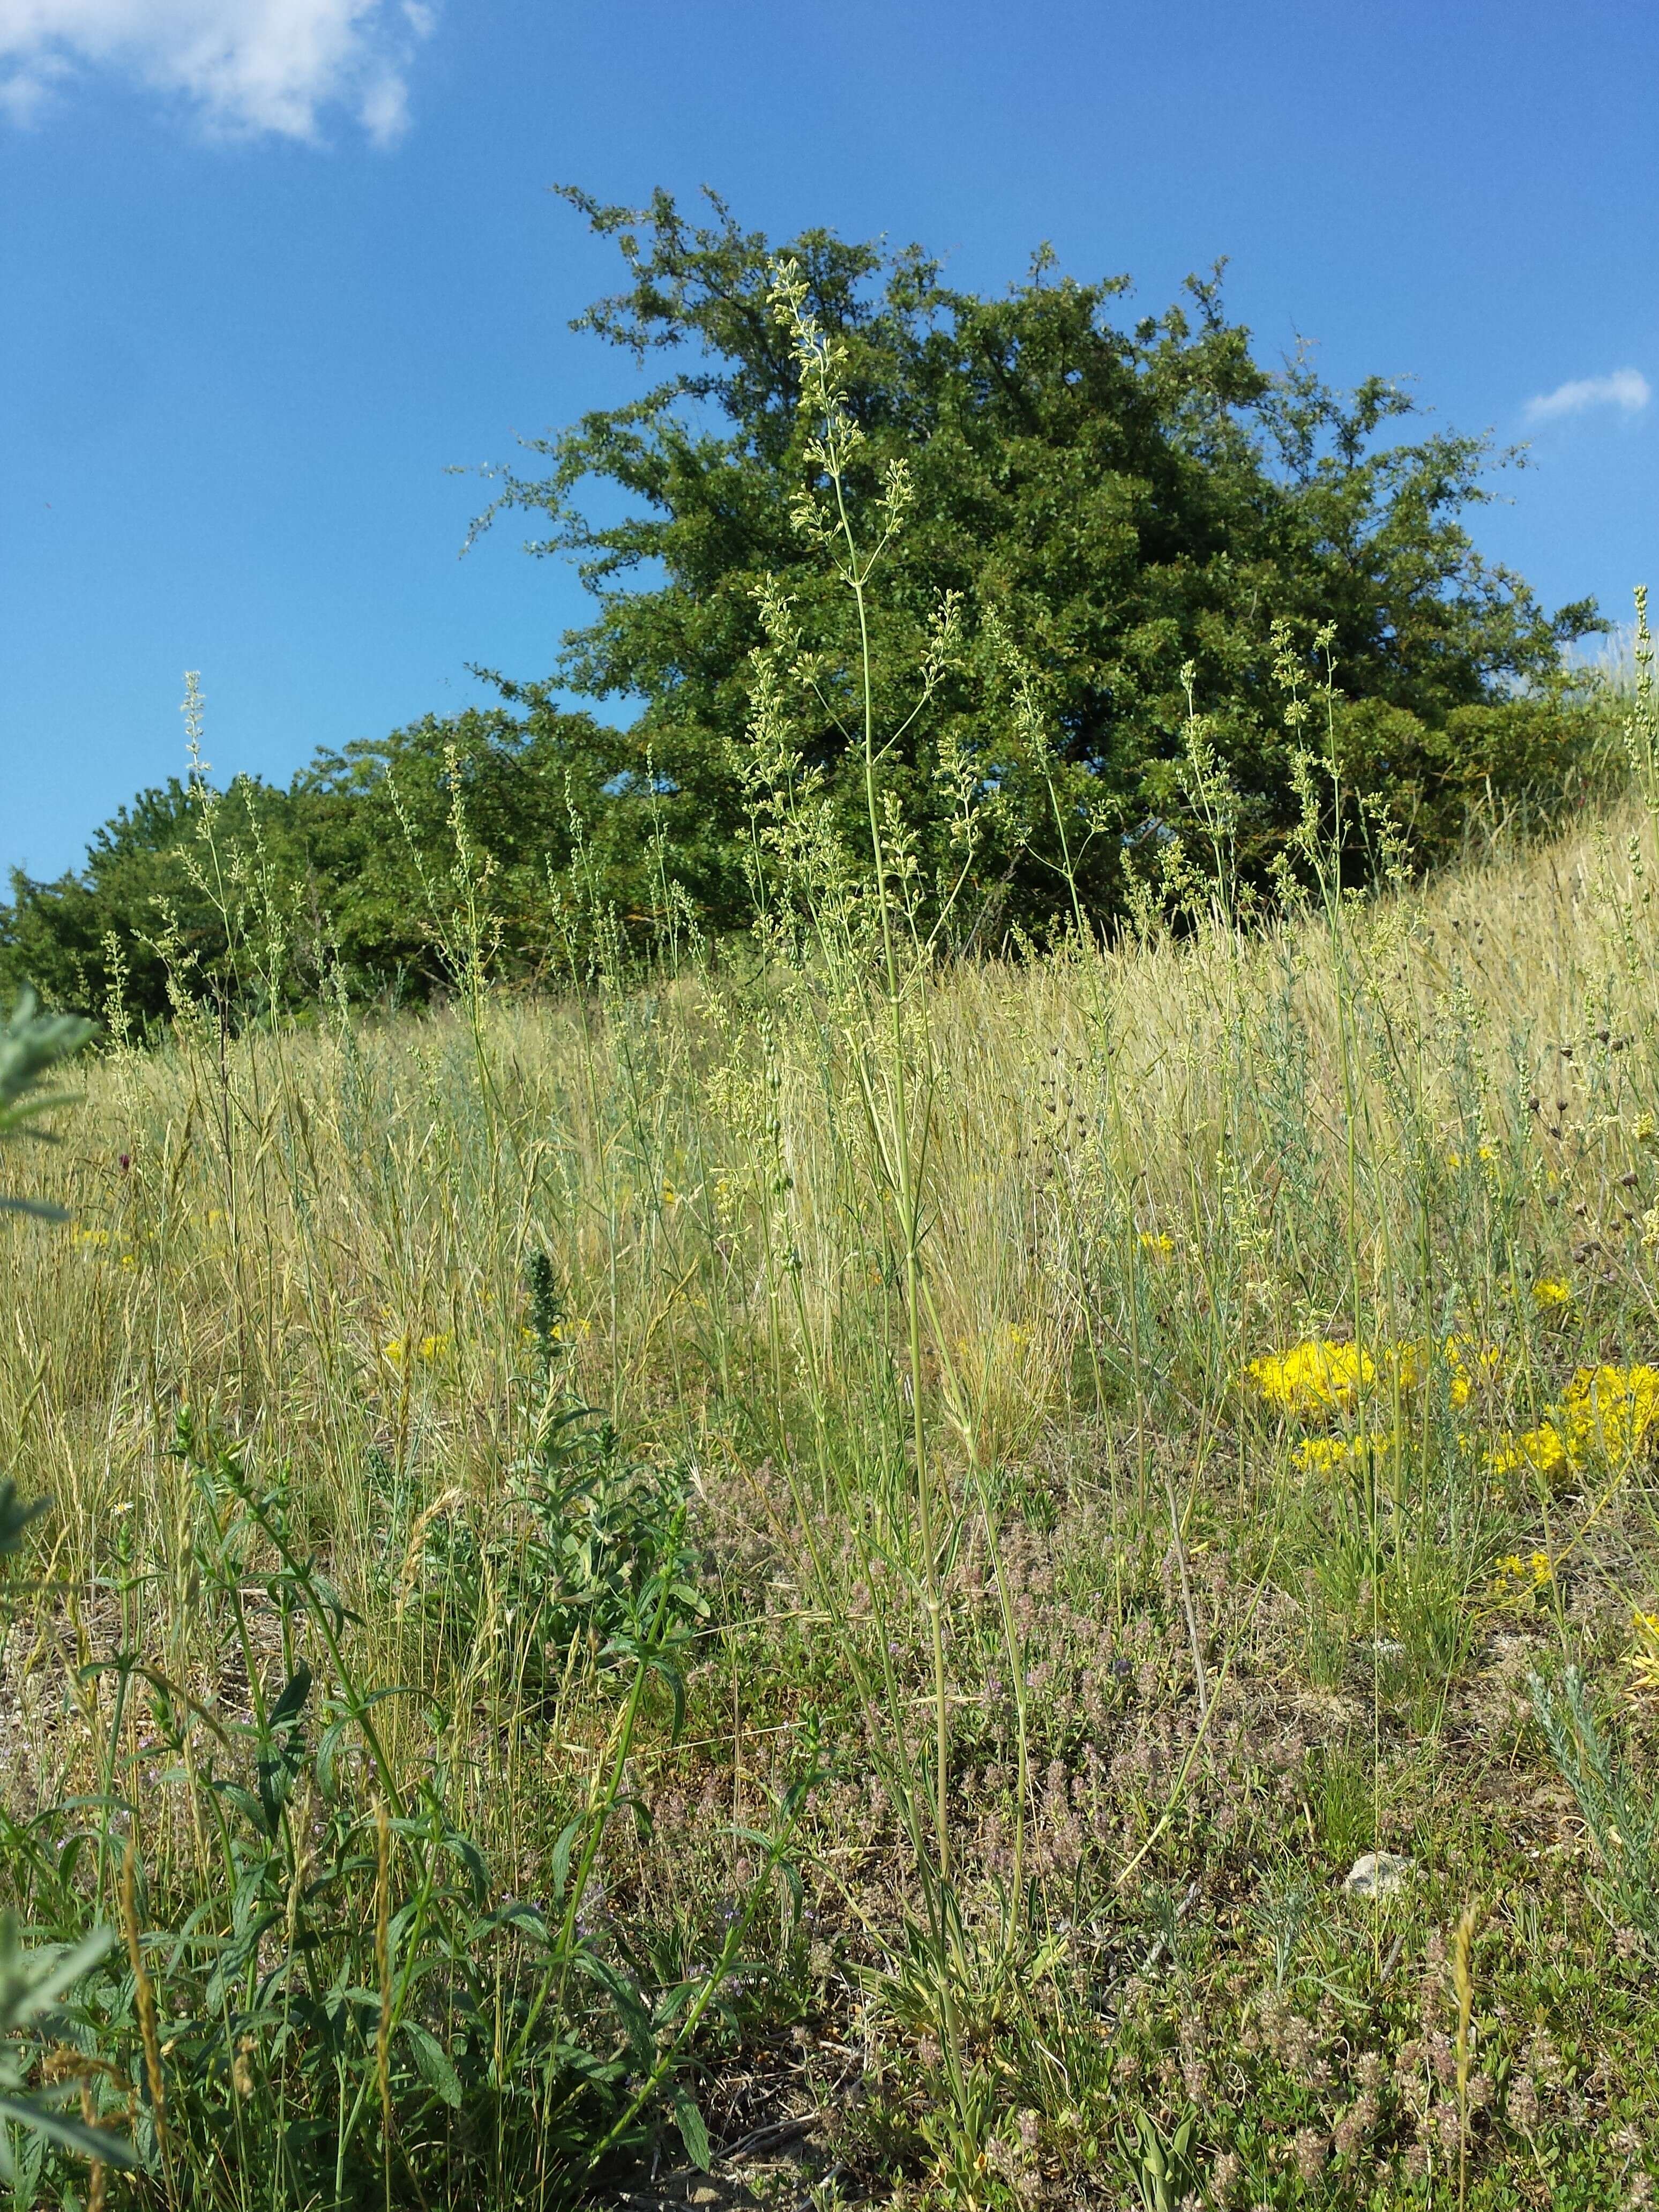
0;2092;140;2171
267;1660;313;1731
672;2083;712;2171
401;2021;462;2109
0;1918;116;2028
0;1482;48;1560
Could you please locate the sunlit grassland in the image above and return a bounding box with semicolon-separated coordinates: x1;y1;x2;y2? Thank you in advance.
4;780;1659;2206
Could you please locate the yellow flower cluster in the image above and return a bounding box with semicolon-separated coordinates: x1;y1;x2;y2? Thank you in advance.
1491;1365;1659;1478
383;1332;453;1370
1138;1231;1176;1258
1445;1336;1499;1407
518;1317;593;1347
1250;1319;1658;1493
1531;1279;1572;1310
1388;1335;1499;1406
1630;1608;1659;1698
1249;1334;1497;1421
1491;1550;1552;1599
1293;1432;1390;1476
1247;1340;1376;1416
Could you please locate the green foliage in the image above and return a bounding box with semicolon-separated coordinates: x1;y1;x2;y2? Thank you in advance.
0;990;132;2186
422;1265;706;1700
3;1414;793;2207
0;1916;137;2185
0;699;630;1025
469;185;1608;935
1124;2105;1198;2211
0;988;94;1219
2;769;314;1026
1530;1665;1658;1951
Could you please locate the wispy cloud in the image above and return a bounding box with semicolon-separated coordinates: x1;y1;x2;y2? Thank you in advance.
1524;368;1651;425
0;0;437;144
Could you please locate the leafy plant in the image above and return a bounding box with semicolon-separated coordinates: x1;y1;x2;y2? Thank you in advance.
1530;1665;1658;1951
466;184;1607;938
420;1262;705;1699
1123;2105;1198;2212
0;1915;137;2187
0;987;94;1218
0;988;133;2193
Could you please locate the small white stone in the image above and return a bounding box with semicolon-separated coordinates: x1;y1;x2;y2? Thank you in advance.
1343;1850;1411;1897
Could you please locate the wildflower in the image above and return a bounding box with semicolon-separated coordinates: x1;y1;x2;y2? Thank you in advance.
70;1225;111;1250
384;1334;447;1369
1446;1145;1498;1168
1564;1363;1659;1459
1138;1231;1175;1258
1387;1337;1426;1390
384;1331;453;1369
1247;1339;1374;1417
1294;1433;1389;1477
1443;1335;1499;1406
1292;2129;1328;2183
1490;1551;1552;1602
1490;1422;1570;1478
1491;1365;1659;1478
1507;2075;1541;2131
1532;1279;1572;1309
1628;1608;1659;1697
1363;1334;1494;1403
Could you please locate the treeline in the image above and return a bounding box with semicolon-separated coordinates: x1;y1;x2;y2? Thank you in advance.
0;698;660;1021
2;186;1618;1022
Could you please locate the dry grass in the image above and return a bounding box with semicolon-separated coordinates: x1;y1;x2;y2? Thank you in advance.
4;800;1659;2206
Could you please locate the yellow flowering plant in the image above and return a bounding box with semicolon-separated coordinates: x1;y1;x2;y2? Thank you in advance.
1247;1339;1374;1418
382;1332;454;1370
1249;1332;1498;1427
1294;1432;1391;1477
1490;1366;1659;1480
1489;1550;1553;1605
1630;1609;1659;1699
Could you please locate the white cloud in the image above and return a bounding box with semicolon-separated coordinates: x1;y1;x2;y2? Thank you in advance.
0;0;437;143
1524;367;1651;425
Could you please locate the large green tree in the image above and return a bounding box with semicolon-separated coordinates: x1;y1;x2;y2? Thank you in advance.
469;187;1603;929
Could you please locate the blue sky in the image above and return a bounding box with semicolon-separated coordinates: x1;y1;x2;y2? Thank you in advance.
3;0;1655;882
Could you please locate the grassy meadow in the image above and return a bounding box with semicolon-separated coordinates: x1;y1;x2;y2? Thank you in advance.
5;774;1659;2207
4;290;1658;2211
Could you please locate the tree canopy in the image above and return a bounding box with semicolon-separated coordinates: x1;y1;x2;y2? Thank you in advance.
468;186;1604;926
2;186;1609;1020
